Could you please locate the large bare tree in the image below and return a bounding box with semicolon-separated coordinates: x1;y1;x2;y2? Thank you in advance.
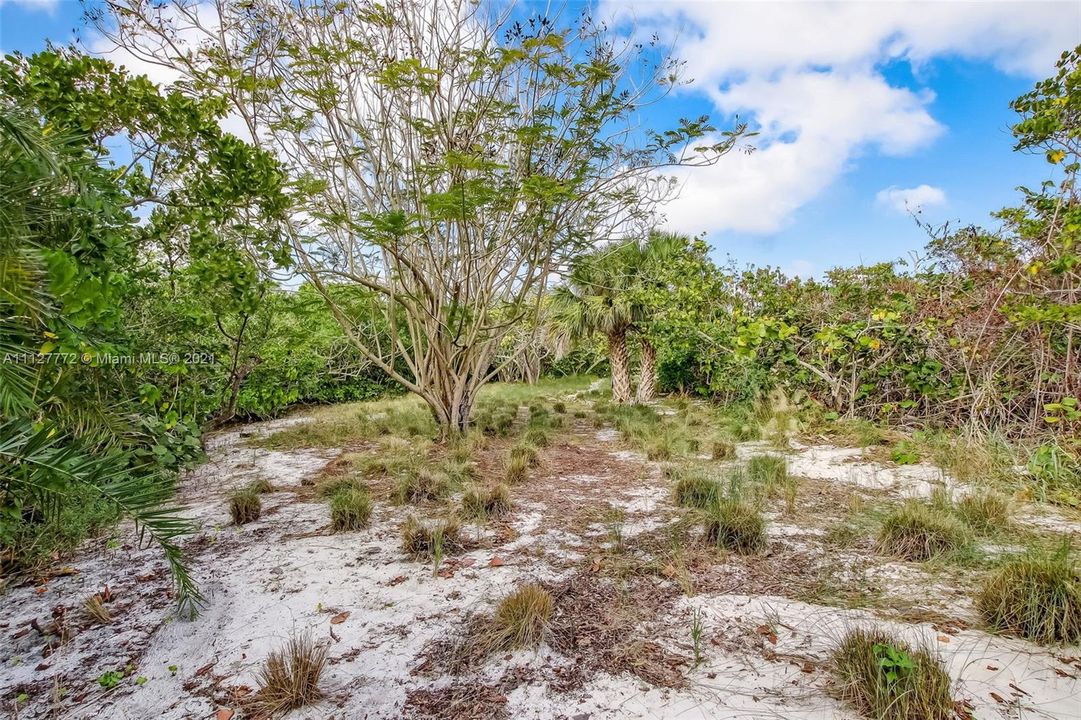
95;0;748;434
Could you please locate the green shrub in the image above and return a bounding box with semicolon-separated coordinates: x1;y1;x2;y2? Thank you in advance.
229;489;261;525
831;629;954;720
976;544;1081;645
877;501;968;561
704;500;766;554
330;486;372;531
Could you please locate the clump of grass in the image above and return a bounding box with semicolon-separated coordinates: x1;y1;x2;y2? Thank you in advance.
831;628;954;720
505;454;530;484
645;434;675;461
523;426;550;448
955;491;1009;534
249;478;274;494
83;594;111;624
711;439;734;461
483;583;554;651
509;442;539;467
330;486;372;532
747;454;787;489
461;484;513;520
670;467;724;509
393;468;451;504
976;543;1081;645
229;488;261;525
255;634;328;716
401;515;462;559
552;401;566;413
877;501;968;561
704;500;766;554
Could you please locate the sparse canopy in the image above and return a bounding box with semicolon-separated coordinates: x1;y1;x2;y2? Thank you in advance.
96;0;749;434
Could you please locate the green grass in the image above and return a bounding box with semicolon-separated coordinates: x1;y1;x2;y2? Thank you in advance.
955;491;1010;534
703;499;766;554
669;466;724;510
392;467;451;504
831;629;954;720
329;486;372;531
976;543;1081;645
505;453;530;484
746;454;788;492
877;501;969;561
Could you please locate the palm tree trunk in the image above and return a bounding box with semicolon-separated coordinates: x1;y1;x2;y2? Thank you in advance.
636;337;657;403
608;330;632;404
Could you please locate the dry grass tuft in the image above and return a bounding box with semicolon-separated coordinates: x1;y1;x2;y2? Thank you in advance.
83;594;111;624
249;477;274;494
461;483;513;520
976;543;1081;645
704;500;766;554
509;442;540;467
393;467;451;504
482;582;554;651
330;485;372;531
955;491;1010;534
831;628;954;720
877;501;968;561
505;453;530;484
229;488;261;525
255;634;328;716
523;426;550;448
711;439;735;460
401;515;462;559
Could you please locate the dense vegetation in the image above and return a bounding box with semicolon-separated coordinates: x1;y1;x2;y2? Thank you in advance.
0;0;1078;622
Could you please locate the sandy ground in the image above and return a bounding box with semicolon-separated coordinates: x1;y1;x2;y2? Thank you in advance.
2;408;1080;720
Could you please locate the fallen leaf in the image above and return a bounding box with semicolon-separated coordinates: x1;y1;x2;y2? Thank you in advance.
195;662;215;677
986;665;999;671
330;611;350;625
801;662;814;673
489;556;505;567
215;709;235;720
387;575;406;586
1009;683;1030;696
937;635;950;643
990;692;1006;704
460;557;476;567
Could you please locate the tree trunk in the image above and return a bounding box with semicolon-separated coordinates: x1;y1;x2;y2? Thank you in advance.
608;330;632;404
636;338;657;403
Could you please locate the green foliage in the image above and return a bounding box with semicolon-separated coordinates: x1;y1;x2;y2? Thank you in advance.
669;466;724;510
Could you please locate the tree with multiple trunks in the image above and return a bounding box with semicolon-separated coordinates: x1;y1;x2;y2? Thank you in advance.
95;0;750;435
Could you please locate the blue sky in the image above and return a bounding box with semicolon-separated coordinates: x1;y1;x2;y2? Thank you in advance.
3;0;1080;277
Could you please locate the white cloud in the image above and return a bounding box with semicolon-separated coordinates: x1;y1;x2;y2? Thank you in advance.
602;0;1081;236
783;259;817;279
876;184;947;214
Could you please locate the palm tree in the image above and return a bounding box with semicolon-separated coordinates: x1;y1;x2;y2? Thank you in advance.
550;242;644;403
0;106;201;614
628;231;687;403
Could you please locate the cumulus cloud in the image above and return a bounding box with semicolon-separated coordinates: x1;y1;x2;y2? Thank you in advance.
601;0;1080;236
876;184;947;214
